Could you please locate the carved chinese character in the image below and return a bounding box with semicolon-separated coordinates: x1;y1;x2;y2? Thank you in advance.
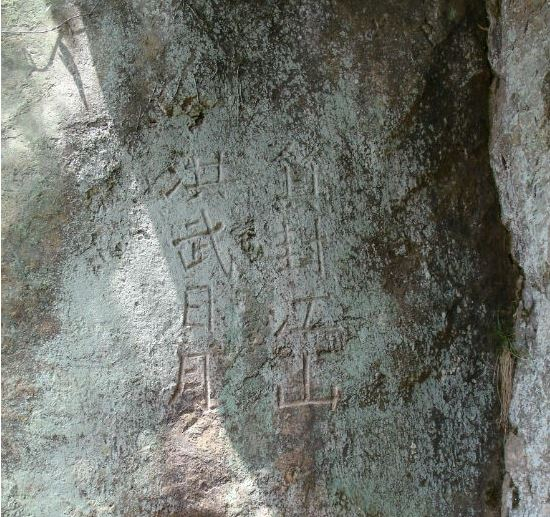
183;285;213;332
172;209;233;278
282;162;320;199
164;152;225;199
277;352;340;410
274;219;294;270
276;142;320;199
274;294;342;340
274;217;325;277
170;351;219;411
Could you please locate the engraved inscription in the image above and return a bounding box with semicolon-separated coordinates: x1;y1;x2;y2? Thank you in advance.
312;163;320;198
161;150;343;418
172;210;234;278
170;351;219;410
277;352;340;410
278;144;320;199
312;217;325;277
290;294;332;332
183;285;213;332
274;217;326;277
274;294;344;345
283;163;320;199
165;152;225;199
315;330;346;354
274;220;294;270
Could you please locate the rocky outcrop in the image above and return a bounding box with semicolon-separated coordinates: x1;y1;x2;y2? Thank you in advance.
1;0;538;515
488;1;550;515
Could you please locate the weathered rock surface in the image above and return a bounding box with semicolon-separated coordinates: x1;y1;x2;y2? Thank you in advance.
1;1;529;515
488;1;550;515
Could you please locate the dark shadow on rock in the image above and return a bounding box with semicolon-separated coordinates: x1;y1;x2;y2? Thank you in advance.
58;38;88;109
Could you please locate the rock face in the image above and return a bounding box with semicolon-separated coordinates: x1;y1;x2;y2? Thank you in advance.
1;1;523;516
488;1;550;516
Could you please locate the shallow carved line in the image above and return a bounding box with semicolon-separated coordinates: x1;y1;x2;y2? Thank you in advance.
276;352;340;411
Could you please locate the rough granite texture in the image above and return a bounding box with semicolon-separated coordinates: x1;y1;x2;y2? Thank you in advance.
0;0;533;516
488;1;550;516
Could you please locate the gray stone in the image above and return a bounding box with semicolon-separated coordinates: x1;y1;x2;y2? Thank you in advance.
1;0;529;515
488;1;550;516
